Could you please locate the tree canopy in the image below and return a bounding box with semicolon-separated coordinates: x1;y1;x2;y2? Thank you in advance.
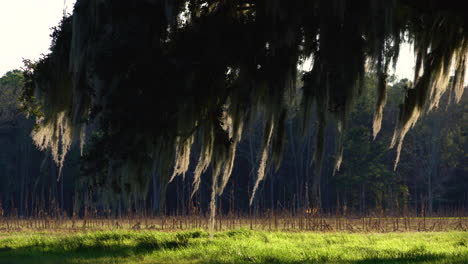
20;0;468;223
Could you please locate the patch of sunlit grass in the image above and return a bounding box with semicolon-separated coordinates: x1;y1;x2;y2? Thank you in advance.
0;230;467;263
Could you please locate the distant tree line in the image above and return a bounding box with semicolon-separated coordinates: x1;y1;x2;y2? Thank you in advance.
0;71;466;217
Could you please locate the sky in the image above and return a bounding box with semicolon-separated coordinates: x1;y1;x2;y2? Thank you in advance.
392;44;415;81
0;1;464;84
0;0;75;76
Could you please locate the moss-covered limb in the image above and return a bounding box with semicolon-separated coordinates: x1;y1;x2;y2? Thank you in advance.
20;16;74;175
21;1;468;220
391;10;468;169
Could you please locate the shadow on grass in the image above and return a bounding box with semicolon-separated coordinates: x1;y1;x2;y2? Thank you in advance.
1;251;464;264
0;234;193;264
347;256;467;264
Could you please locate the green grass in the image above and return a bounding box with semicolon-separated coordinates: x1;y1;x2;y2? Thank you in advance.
0;229;467;264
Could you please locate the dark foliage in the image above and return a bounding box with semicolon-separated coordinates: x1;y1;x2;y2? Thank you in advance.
15;0;468;220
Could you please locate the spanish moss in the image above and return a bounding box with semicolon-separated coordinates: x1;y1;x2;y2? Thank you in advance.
20;0;468;229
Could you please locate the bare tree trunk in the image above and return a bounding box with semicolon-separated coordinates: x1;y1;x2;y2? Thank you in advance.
152;171;160;214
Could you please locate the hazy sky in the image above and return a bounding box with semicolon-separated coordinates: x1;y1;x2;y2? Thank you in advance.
0;1;462;84
0;0;75;76
392;44;415;81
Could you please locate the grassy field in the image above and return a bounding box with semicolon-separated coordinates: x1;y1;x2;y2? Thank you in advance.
0;229;467;264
